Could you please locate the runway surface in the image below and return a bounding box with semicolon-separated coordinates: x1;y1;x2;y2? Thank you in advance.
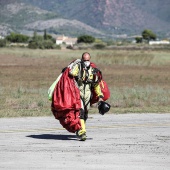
0;113;170;170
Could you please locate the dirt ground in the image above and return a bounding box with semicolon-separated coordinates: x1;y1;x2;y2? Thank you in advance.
1;50;170;89
0;113;170;170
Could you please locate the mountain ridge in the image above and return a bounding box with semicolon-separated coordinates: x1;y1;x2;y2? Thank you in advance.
0;0;170;38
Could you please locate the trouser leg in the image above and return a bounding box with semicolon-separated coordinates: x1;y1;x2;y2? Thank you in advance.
84;110;88;122
79;108;86;133
77;87;91;140
77;107;86;141
84;99;90;121
80;107;88;121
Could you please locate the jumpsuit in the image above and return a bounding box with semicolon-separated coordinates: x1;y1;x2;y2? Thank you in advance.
69;62;103;136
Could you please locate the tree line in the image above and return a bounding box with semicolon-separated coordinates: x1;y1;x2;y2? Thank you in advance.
0;30;60;49
0;29;158;48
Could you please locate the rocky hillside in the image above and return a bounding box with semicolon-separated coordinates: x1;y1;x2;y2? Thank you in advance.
0;0;170;37
24;0;170;34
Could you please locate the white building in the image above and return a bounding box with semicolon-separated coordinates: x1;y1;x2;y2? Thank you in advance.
56;35;77;46
149;40;170;45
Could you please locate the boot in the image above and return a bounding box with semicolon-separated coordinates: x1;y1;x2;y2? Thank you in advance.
76;119;86;141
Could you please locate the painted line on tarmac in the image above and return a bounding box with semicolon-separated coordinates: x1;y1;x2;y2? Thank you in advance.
0;128;64;133
88;123;170;129
0;123;170;133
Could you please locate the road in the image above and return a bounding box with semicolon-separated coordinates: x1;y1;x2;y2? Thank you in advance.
0;113;170;170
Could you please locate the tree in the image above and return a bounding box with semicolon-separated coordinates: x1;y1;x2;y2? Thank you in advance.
44;29;47;40
77;35;95;43
33;30;37;41
135;37;143;43
6;32;29;43
28;31;57;49
142;29;157;42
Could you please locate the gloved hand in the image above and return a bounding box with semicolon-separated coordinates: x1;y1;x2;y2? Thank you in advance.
98;97;104;102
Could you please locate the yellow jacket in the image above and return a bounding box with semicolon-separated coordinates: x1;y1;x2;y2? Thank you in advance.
69;64;103;98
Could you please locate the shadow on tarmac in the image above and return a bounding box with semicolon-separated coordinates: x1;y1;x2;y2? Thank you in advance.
26;134;78;140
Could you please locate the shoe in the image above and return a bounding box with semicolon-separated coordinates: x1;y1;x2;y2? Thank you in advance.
79;133;86;141
76;129;86;141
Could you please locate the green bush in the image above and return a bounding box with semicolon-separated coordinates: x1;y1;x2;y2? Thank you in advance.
42;40;54;49
93;43;106;49
135;37;143;43
0;39;7;47
52;44;61;49
28;41;38;49
28;39;58;49
77;35;95;43
6;32;29;43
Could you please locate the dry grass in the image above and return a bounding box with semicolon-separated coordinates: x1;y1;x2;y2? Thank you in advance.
0;47;170;117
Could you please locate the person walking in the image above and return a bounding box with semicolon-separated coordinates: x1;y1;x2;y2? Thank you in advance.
69;52;104;141
51;52;110;141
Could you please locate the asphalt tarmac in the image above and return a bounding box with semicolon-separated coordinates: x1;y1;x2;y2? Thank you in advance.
0;113;170;170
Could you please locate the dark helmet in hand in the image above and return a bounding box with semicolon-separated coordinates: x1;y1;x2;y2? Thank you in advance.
98;101;111;115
